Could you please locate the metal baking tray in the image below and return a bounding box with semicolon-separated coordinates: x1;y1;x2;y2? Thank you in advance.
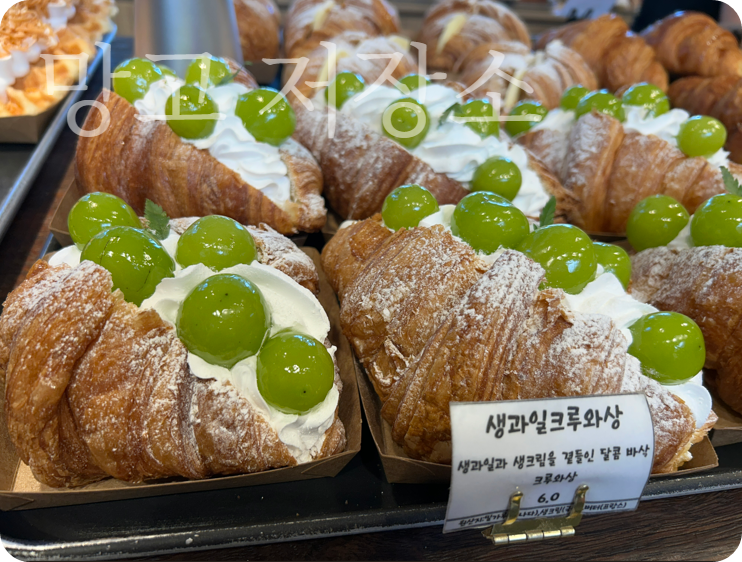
2;238;742;562
0;27;116;243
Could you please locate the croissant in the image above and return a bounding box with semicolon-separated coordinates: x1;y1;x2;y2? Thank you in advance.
632;246;742;415
282;31;416;101
322;218;713;473
455;40;598;112
75;67;327;236
234;0;281;62
284;0;400;59
0;224;345;488
417;0;531;72
555;111;742;233
642;11;742;78
536;14;668;93
669;76;742;165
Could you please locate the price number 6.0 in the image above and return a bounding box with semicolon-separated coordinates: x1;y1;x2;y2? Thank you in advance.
538;492;560;504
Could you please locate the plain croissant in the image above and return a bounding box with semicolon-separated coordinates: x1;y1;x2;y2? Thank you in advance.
322;217;713;473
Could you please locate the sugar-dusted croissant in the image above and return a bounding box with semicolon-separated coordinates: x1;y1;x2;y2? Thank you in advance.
282;31;416;101
632;246;742;415
669;76;742;165
322;219;712;473
284;0;400;59
642;11;742;78
418;0;531;72
234;0;281;62
559;110;742;233
536;14;668;93
456;39;598;112
0;228;345;488
75;67;327;236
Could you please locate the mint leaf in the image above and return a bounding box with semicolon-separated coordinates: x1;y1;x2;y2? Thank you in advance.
437;103;460;129
144;199;170;240
721;166;742;197
217;62;252;86
539;196;556;228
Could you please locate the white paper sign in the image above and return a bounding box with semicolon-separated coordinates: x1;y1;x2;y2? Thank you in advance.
552;0;617;18
443;394;654;533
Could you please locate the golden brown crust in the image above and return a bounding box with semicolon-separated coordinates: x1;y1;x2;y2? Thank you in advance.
234;0;281;61
75;89;327;235
642;11;742;78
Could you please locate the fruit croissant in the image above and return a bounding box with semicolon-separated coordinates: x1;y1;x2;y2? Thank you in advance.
233;0;281;62
322;210;714;474
641;11;742;79
0;195;347;488
75;56;326;236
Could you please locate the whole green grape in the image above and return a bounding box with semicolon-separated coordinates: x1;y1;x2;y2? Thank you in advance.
690;193;742;248
574;90;625;122
381;184;439;230
177;273;270;368
560;84;590;111
165;85;218;140
176;215;257;271
257;331;335;414
68;192;141;249
454;99;499;138
450;191;530;254
325;71;365;109
626;194;690;252
506;100;548;137
185;55;232;87
382;97;430;149
235;88;296;146
471;156;522;200
677;116;727;158
112;58;164;104
593;241;631;289
517;224;598;294
621;83;670;117
397;74;431;94
628;311;705;385
81;226;175;305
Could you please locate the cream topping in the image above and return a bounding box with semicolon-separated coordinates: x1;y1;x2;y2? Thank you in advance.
667;220;694;250
135;76;291;206
531;107;575;135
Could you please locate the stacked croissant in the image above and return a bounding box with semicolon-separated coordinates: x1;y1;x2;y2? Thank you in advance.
321;216;712;474
234;0;282;62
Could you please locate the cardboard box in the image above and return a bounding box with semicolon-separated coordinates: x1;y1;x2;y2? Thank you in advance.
0;248;361;511
0;104;61;144
355;358;718;485
707;384;742;448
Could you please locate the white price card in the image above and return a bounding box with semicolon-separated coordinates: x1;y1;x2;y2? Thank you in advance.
443;394;654;533
552;0;617;18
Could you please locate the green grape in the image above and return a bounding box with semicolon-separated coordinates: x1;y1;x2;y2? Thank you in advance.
517;224;598;294
68;192;141;249
628;311;705;385
185;55;232;87
381;97;430;149
574;90;625;122
257;331;335;414
506;100;548;137
560;84;590;111
690;193;742;248
81;226;175;305
176;215;257;271
626;195;690;252
177;273;270;368
165;85;218;140
397;74;431;94
453;99;500;138
593;241;631;289
112;58;164;104
621;83;670;117
677;116;727;158
450;191;530;253
471;156;522;200
381;184;439;230
158;64;177;78
235;88;296;146
325;71;365;109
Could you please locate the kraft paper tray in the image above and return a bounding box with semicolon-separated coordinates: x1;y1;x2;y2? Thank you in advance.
0;248;361;511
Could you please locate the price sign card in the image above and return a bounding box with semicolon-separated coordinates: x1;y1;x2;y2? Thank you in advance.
552;0;617;18
443;394;654;533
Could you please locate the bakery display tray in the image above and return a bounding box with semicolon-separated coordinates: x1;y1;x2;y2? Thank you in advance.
0;28;116;244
